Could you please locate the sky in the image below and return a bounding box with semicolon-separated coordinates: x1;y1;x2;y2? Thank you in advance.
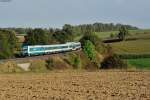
0;0;150;28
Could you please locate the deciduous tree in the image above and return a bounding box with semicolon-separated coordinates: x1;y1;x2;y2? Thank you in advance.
0;30;17;59
26;28;49;45
118;26;129;40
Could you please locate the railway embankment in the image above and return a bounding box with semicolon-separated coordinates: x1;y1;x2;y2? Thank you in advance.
0;50;103;73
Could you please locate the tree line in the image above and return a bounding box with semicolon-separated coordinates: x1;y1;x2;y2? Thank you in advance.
71;23;138;34
0;22;138;35
24;24;74;45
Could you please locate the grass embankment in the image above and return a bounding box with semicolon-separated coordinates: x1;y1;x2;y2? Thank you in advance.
0;50;102;73
0;62;24;73
127;58;150;69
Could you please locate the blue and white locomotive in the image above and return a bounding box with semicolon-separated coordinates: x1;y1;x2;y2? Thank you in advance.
22;42;81;56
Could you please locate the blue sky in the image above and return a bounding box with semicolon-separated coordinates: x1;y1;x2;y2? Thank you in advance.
0;0;150;28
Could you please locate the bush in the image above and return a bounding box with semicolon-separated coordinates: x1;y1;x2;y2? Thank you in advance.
85;62;99;71
29;60;47;72
63;53;81;69
110;33;115;38
118;26;129;40
46;56;70;70
101;54;127;69
0;62;24;73
0;35;13;59
52;25;74;43
80;32;108;54
83;40;96;62
46;58;54;70
73;56;81;69
0;30;17;59
80;32;101;46
26;28;49;45
118;53;150;59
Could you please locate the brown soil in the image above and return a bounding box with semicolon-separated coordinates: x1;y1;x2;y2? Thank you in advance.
0;71;149;100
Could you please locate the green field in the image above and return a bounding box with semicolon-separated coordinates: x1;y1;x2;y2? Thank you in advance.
109;39;150;54
95;29;150;38
127;58;150;69
95;31;118;38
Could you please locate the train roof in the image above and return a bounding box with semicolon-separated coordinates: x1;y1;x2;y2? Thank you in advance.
23;42;81;48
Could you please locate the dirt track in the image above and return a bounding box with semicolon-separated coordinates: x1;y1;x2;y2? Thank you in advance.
0;71;149;100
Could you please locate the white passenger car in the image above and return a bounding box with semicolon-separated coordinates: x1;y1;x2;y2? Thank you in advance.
22;42;81;56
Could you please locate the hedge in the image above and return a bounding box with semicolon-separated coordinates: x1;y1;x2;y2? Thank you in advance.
117;53;150;59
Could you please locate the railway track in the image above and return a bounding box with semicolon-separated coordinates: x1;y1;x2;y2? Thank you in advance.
0;50;81;63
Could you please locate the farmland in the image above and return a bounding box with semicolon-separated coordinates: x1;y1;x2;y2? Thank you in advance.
74;29;150;42
109;39;150;54
127;58;150;69
99;29;150;69
95;29;150;38
0;71;149;100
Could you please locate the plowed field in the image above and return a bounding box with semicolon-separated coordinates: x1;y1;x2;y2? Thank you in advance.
0;71;149;100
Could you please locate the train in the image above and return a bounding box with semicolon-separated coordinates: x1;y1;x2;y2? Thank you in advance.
22;42;81;56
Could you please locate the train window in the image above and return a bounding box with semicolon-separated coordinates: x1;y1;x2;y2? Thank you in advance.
69;45;73;48
61;46;68;48
53;46;68;49
53;47;58;49
70;45;76;49
76;44;81;46
45;47;53;50
30;47;44;51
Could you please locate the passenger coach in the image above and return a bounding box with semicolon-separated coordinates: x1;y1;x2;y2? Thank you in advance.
22;42;81;56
